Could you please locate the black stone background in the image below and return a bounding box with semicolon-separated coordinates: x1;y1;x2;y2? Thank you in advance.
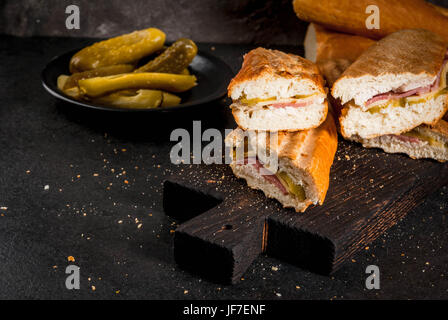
0;1;447;299
2;0;448;45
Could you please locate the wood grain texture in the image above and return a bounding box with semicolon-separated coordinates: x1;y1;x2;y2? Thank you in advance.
164;171;270;284
266;140;448;274
163;139;448;283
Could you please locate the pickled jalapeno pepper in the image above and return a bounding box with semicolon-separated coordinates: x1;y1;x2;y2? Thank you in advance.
135;38;198;74
93;90;163;109
78;73;197;97
92;90;181;109
70;28;166;73
63;64;134;89
57;75;82;99
161;92;181;107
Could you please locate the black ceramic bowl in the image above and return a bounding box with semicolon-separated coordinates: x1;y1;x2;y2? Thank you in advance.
42;47;233;112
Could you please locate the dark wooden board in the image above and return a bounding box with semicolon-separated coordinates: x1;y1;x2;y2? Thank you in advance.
163;139;448;284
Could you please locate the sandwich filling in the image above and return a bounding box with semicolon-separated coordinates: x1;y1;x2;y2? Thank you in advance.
232;149;307;201
236;93;325;110
387;128;448;149
363;57;448;113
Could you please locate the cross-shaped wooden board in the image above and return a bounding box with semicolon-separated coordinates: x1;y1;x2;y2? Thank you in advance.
163;139;448;284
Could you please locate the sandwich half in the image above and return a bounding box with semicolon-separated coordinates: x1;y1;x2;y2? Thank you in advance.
354;119;448;162
304;23;375;63
332;29;448;140
225;114;338;212
228;48;328;131
316;41;448;162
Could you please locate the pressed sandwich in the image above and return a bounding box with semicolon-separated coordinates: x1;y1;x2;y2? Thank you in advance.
228;48;328;131
314;30;448;162
225;114;338;212
319;58;448;162
356;118;448;162
332;29;448;140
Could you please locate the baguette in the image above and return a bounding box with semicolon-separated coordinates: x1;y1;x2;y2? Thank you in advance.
225;113;338;212
305;23;376;63
316;40;448;162
293;0;448;41
228;48;328;131
332;29;448;139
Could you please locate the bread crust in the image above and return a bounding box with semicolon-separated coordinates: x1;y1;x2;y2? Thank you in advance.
425;118;448;136
293;0;448;41
277;113;338;205
228;112;338;209
227;47;326;98
333;29;447;86
308;23;376;63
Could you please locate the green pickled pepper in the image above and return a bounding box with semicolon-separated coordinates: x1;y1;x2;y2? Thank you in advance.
135;38;198;74
70;28;166;73
63;64;134;90
92;89;181;109
78;73;197;97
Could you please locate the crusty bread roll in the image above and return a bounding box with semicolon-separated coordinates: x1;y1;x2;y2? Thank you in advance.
225;114;338;212
293;0;448;41
305;23;376;63
316;38;448;162
356;120;448;162
429;3;448;18
332;29;448;140
228;48;328;131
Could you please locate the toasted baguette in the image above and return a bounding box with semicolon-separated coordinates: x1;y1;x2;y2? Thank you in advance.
305;23;376;63
331;29;448;139
225;114;338;212
333;29;448;107
228;47;328;131
356;119;448;162
293;0;448;41
228;47;326;100
429;3;448;18
231;99;329;132
318;51;448;161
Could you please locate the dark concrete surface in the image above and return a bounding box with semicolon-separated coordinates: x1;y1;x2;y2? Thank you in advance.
1;0;448;46
0;0;306;45
0;35;447;299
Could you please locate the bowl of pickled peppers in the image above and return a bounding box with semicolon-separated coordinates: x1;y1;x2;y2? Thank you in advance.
42;27;232;111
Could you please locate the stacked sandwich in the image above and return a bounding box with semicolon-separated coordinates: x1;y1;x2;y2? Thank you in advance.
294;0;448;162
332;30;448;161
225;48;338;212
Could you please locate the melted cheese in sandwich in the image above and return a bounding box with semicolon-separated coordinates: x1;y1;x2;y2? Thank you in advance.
239;93;318;106
368;62;448;114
